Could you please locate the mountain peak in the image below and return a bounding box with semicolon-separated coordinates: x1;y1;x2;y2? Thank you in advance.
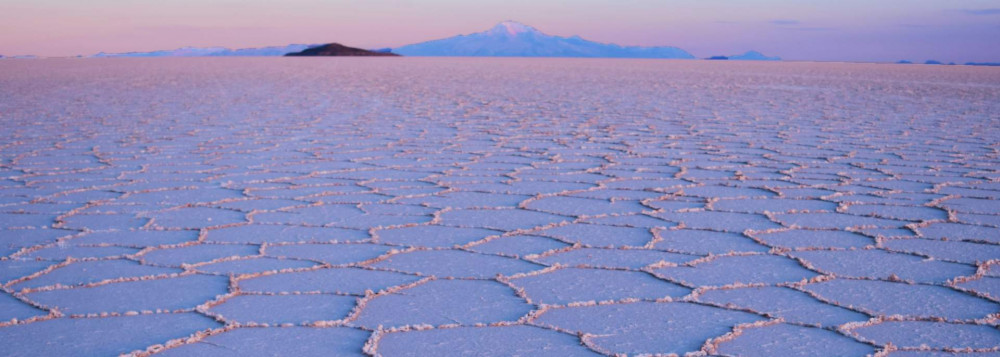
488;21;540;36
393;21;694;59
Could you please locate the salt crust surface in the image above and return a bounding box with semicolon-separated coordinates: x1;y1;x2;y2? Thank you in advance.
0;58;998;356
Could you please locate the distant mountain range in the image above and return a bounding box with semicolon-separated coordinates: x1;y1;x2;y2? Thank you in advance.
8;21;796;61
285;43;398;57
90;44;318;58
82;21;707;59
729;51;781;61
391;21;694;58
705;51;781;61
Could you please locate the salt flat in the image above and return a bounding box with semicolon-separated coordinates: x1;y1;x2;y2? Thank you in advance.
0;58;998;356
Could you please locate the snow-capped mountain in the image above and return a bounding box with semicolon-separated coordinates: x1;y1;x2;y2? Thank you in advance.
91;44;318;58
392;21;694;59
728;51;781;61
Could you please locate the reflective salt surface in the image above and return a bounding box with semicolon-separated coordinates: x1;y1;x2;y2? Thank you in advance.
0;58;998;356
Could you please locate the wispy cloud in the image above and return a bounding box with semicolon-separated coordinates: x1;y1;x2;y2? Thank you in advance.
770;19;800;25
954;8;1000;15
791;27;835;32
767;19;833;31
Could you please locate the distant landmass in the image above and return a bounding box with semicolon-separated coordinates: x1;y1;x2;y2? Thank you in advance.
285;43;399;57
391;21;695;59
0;54;38;59
896;60;997;66
90;44;318;58
729;51;781;61
705;51;781;61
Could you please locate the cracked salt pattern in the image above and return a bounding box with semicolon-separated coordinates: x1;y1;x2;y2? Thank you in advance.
0;58;998;356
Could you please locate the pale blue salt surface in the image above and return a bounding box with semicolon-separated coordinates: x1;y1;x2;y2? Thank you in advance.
375;225;501;247
396;191;531;208
59;213;149;230
534;247;698;268
265;243;392;264
438;209;570;231
916;222;1000;243
18;245;140;260
939;197;1000;214
602;178;687;191
711;198;838;214
209;294;357;324
195;256;318;275
0;213;57;229
535;301;765;355
371;249;543;278
0;228;75;248
716;323;876;357
0;313;220;356
254;205;432;228
579;213;678;228
2;59;998;355
655;229;770;254
680;185;775;198
141;244;260;266
888;352;1000;357
654;254;818;286
958;212;1000;227
217;198;309;211
754;229;874;249
844;204;948;221
0;292;46;321
205;224;369;243
26;274;229;314
956;277;1000;300
570;188;662;200
121;188;244;205
536;223;653;247
655;211;783;231
789;249;976;283
238;267;420;294
353;279;531;328
148;207;248;229
359;203;438;215
377;325;602;357
886;238;1000;264
511;267;689;304
853;321;1000;349
644;199;704;211
67;229;199;246
698;286;869;326
156;327;369;356
523;196;647;216
804;279;997;320
466;234;570;256
11;259;179;289
772;213;908;229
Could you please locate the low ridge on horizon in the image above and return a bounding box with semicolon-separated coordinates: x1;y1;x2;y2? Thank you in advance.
284;43;399;57
7;20;861;62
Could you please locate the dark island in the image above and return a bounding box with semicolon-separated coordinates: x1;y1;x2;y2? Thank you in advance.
285;43;399;57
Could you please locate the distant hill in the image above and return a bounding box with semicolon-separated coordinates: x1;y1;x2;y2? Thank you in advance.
91;44;317;58
391;21;694;59
285;43;400;57
705;51;781;61
729;51;781;61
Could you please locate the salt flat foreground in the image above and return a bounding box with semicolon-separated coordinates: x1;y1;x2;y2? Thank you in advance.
0;58;998;356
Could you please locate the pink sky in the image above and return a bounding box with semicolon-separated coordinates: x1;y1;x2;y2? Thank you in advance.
1;0;998;62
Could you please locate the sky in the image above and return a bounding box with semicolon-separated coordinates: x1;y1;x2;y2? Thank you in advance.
1;0;998;62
